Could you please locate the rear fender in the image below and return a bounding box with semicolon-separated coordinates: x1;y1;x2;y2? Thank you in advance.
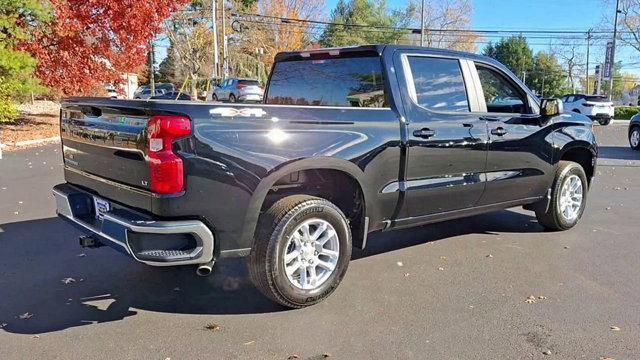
238;157;371;250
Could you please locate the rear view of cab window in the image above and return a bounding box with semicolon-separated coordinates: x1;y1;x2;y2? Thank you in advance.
407;57;469;112
266;56;387;108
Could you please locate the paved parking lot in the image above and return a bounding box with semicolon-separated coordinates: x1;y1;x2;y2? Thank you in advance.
1;124;639;359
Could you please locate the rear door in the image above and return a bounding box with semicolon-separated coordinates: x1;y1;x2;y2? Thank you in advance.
471;62;554;205
396;52;489;217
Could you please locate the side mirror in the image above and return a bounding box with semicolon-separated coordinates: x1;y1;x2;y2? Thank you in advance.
540;98;563;117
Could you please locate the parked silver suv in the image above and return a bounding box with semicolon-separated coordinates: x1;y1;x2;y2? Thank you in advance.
208;78;264;102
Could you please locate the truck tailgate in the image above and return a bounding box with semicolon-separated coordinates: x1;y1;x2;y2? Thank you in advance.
60;102;151;191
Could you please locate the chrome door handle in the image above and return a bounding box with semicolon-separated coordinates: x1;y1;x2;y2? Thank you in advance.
491;127;507;136
413;128;436;138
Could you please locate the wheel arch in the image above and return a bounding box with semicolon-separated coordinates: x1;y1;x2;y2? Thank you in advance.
558;143;597;185
239;158;372;250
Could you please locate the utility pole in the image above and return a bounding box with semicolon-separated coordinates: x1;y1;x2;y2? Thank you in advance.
221;0;228;78
149;39;155;95
586;28;593;94
420;0;425;47
608;0;621;100
211;0;219;80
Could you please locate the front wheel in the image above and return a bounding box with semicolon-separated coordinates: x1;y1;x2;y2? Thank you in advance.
248;195;352;308
535;161;588;231
630;126;640;150
228;94;236;103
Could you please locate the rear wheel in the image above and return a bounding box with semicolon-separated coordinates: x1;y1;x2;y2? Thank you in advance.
598;118;611;126
248;195;352;308
228;94;236;103
535;161;588;231
630;126;640;150
212;94;218;102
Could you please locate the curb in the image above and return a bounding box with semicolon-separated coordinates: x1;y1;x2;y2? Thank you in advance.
13;137;60;147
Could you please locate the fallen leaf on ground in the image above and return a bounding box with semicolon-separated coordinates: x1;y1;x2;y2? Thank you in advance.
600;357;616;360
396;261;403;267
32;335;39;339
19;313;33;319
204;323;221;332
564;246;569;249
61;277;75;284
486;254;493;258
437;267;444;271
287;355;299;360
542;350;552;355
525;296;536;304
243;341;255;346
440;256;448;261
538;295;547;300
403;273;410;277
610;326;620;331
322;353;331;358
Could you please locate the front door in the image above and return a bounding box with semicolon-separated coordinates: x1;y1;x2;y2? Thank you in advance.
471;62;555;205
396;53;489;218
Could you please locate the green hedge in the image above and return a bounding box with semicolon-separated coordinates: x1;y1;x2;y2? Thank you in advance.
615;106;640;120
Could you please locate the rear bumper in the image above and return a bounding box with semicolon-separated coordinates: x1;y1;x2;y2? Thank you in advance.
587;114;612;121
53;183;214;267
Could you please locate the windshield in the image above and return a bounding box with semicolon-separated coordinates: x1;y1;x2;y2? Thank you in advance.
266;56;387;108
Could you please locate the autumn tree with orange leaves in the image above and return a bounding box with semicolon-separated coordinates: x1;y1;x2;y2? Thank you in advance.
20;0;188;96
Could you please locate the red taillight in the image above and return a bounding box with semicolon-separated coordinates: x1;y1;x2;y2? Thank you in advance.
146;115;191;194
582;102;594;107
236;83;247;90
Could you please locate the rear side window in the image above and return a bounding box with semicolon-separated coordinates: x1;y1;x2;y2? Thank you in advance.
406;57;469;112
266;56;387;108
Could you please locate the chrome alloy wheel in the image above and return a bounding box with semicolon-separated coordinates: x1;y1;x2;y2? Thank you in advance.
283;218;340;290
559;174;583;221
631;128;640;148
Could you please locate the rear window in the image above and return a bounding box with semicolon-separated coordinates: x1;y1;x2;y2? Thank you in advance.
239;80;260;86
585;95;608;102
266;56;387;108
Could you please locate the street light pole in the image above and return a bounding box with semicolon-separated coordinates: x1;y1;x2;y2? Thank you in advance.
608;0;620;100
586;28;592;94
420;0;425;47
211;0;219;80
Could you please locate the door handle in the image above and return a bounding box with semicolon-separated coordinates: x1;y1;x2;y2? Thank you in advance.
413;128;436;138
491;127;507;136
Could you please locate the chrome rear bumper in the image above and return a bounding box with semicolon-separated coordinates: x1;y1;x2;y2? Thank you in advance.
53;183;214;267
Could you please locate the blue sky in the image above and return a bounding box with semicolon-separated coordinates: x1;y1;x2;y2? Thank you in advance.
320;0;637;73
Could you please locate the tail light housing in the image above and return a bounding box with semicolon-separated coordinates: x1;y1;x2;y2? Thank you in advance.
236;83;247;90
146;115;191;194
582;102;594;107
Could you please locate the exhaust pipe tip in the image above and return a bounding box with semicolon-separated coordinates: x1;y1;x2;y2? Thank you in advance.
196;261;215;276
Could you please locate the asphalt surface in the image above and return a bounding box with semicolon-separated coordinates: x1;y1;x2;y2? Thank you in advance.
1;124;639;359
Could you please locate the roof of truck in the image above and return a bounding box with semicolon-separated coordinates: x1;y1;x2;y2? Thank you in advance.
274;44;498;65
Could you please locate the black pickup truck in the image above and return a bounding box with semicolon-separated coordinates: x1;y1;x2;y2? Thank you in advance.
54;45;597;308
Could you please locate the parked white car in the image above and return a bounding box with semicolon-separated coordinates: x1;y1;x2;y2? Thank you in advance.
560;94;614;125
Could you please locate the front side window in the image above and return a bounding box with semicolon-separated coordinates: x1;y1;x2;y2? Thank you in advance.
266;56;387;108
476;65;528;114
406;56;469;112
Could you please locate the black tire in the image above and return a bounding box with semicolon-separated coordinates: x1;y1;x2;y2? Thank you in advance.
629;126;640;150
598;118;611;126
212;94;218;102
535;161;588;231
228;94;236;103
248;195;352;308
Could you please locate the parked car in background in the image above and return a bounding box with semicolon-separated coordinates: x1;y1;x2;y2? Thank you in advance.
207;78;264;102
629;113;640;150
150;91;192;101
560;94;614;125
134;83;176;99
